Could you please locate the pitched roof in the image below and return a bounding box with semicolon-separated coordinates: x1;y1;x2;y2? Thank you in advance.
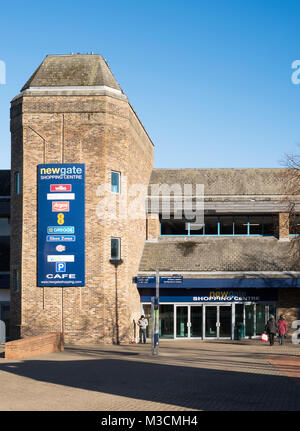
148;168;287;196
21;54;122;91
139;237;300;272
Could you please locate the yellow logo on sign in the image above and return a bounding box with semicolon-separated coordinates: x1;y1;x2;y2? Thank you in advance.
57;213;65;225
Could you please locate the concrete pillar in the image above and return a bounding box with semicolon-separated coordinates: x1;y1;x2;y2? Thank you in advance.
279;212;290;241
146;213;160;240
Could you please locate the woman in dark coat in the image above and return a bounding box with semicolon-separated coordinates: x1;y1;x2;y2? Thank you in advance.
265;314;277;346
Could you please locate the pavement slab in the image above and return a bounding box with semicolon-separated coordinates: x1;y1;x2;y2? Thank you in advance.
0;340;299;411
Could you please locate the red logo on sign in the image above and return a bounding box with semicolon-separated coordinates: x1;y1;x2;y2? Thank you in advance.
52;201;70;212
50;184;72;192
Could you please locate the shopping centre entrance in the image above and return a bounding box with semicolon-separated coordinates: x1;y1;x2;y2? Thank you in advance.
142;302;277;340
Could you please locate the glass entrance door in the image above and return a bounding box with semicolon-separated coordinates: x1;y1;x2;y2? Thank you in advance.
190;306;203;338
175;305;203;338
204;305;232;339
205;306;217;338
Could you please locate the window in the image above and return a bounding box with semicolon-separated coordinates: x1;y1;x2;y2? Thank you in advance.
263;216;275;235
13;269;20;293
249;216;263;235
290;214;300;235
204;216;218;235
0;218;10;236
234;216;248;235
220;216;234;235
159;214;277;237
111;238;121;260
14;172;20;195
0;237;10;271
111;171;120;193
160;217;188;235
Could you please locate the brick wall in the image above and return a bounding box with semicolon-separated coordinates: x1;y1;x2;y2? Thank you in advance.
5;332;64;359
10;89;153;344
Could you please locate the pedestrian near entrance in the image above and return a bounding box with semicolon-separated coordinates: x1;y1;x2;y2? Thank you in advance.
265;314;277;346
137;315;148;344
277;314;287;345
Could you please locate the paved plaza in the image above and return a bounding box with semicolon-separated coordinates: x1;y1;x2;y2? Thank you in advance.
0;339;299;411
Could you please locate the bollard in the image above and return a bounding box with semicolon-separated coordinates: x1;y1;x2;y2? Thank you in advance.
0;320;6;344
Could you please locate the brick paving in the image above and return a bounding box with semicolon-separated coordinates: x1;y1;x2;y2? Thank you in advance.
0;340;299;411
268;355;300;378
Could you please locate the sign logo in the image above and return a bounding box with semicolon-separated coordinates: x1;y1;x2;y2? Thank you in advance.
56;245;66;252
48;255;75;263
56;262;66;272
47;193;75;200
52;201;70;212
46;235;76;242
47;226;75;234
50;184;72;192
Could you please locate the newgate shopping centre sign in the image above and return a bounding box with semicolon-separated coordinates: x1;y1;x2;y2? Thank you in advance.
37;164;85;287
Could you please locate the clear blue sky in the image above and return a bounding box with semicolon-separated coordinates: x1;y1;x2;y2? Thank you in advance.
1;0;300;169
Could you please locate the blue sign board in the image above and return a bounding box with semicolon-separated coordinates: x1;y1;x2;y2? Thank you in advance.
135;277;300;289
140;288;278;303
134;276;183;285
37;164;85;287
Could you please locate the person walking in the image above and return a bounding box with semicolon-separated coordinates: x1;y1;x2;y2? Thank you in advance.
137;315;148;344
265;314;277;346
277;314;287;345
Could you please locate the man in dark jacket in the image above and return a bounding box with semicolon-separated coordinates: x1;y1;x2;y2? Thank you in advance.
265;314;277;346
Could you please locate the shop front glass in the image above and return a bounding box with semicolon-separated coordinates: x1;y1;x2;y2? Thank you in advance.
219;306;232;338
190;305;203;338
245;305;254;336
256;304;266;335
176;306;188;337
142;302;276;340
205;306;217;338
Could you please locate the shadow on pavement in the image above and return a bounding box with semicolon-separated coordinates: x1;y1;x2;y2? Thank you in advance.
0;355;300;410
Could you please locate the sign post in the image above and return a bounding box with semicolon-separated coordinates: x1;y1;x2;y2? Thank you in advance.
151;297;154;355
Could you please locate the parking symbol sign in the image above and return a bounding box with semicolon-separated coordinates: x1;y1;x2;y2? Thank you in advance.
56;262;66;272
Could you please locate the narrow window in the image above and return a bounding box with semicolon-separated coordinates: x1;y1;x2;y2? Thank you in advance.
111;171;120;193
111;238;121;260
14;172;20;195
13;269;20;293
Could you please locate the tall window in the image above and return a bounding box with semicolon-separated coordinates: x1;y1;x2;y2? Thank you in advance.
111;238;121;260
111;171;120;193
13;269;20;293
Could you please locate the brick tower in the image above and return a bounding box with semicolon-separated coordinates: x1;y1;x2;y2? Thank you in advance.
10;54;154;343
